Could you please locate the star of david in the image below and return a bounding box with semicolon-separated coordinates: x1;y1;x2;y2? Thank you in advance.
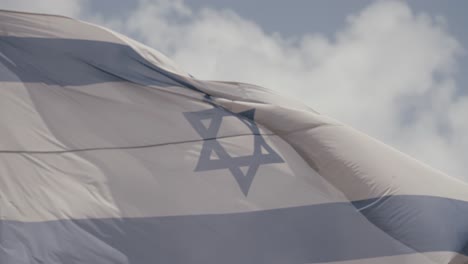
184;103;284;196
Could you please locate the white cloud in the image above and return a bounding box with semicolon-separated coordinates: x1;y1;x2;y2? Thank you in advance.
91;0;467;179
0;0;84;17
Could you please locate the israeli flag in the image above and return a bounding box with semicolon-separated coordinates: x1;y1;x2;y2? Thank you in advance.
0;10;467;264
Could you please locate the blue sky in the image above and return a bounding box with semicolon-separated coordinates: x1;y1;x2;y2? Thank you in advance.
2;0;468;180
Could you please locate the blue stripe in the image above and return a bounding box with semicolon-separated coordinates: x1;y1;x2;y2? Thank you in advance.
1;195;467;263
0;36;199;90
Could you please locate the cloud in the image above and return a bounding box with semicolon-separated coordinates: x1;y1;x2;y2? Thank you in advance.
0;0;85;17
90;0;467;179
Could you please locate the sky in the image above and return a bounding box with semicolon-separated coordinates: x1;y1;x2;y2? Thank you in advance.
1;0;467;181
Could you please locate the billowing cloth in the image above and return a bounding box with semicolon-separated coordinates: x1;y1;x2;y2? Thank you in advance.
0;10;467;264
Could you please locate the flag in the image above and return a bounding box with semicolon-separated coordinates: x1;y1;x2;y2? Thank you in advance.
0;10;467;264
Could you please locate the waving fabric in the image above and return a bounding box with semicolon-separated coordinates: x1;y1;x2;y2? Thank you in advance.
0;10;467;264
